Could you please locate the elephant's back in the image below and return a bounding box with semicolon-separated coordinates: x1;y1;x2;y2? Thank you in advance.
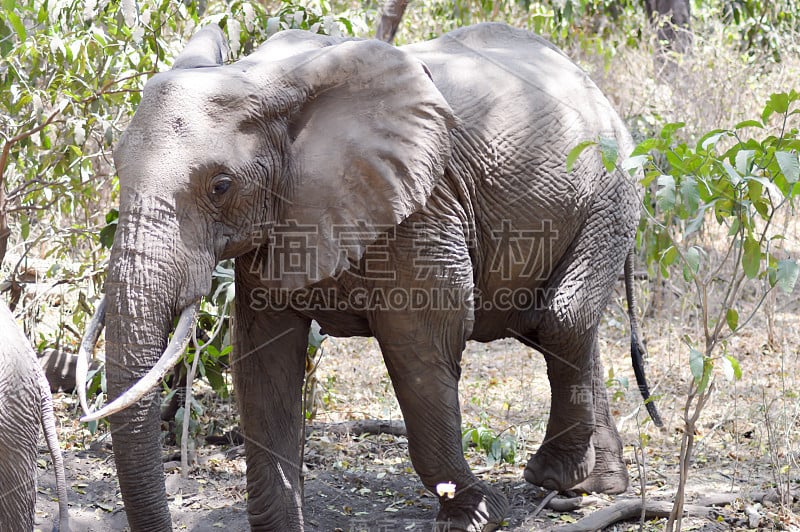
403;23;631;162
405;22;636;230
405;24;639;342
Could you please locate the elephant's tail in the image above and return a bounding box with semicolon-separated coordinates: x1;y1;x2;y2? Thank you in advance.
37;365;71;532
625;250;664;427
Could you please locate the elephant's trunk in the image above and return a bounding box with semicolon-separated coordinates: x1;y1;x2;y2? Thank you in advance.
98;203;213;531
104;275;175;531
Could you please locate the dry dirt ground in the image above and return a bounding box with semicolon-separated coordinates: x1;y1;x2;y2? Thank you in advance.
31;281;800;531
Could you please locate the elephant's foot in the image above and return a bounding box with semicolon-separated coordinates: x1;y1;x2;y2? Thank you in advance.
571;435;628;494
524;438;595;492
571;461;628;495
435;480;508;532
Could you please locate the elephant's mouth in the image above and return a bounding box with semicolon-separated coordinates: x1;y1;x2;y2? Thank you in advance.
77;300;199;422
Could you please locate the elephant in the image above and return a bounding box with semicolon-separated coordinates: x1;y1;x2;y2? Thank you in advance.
77;22;662;531
0;301;70;532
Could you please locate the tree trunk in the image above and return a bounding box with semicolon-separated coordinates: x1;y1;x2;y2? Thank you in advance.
645;0;692;54
375;0;409;44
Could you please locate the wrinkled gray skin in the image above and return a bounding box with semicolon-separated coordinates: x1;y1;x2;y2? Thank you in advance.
103;23;653;531
0;302;70;532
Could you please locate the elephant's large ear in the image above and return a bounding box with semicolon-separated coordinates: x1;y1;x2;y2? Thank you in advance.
255;39;455;290
172;24;229;69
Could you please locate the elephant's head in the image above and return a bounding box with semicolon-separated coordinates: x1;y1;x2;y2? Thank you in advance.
78;25;454;529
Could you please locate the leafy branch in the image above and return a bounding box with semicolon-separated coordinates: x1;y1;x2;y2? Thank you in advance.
631;90;799;531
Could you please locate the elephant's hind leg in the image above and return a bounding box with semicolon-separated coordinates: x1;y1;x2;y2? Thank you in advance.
519;330;599;492
521;333;627;495
570;338;627;495
521;190;634;495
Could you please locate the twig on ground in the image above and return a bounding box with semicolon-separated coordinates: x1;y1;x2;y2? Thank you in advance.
546;494;601;513
554;499;712;531
532;490;559;516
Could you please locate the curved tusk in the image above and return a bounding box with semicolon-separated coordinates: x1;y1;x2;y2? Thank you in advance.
77;296;108;417
80;303;199;423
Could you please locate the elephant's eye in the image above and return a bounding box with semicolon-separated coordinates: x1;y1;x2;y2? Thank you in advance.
210;175;233;198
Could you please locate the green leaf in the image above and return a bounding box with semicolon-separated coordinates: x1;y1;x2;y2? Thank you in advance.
461;428;476;451
727;216;740;237
684;209;706;236
725;308;738;331
631;137;663;157
742;236;761;279
768;92;790;115
774;259;799;294
598;136;618;172
721;159;742;186
682;246;701;282
19;214;30;240
746;177;764;207
622;154;649;175
733;120;764;130
665;150;688;174
500;437;516;463
489;439;502;465
656;174;676;212
566;140;596;173
660;122;686;140
775;151;799;184
478;427;494;452
722;355;742;381
698;357;713;393
99;223;117;249
661;245;678;267
5;8;26;41
680;176;700;214
689;347;704;382
698;129;726;151
735;150;755;176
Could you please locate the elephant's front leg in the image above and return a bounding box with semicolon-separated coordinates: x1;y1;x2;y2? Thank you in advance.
374;310;508;532
233;280;310;531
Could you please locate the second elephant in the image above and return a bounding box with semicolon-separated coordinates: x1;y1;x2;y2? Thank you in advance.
0;301;70;531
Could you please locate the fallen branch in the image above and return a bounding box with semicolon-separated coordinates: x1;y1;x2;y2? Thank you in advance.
554;499;712;531
696;489;797;507
205;419;408;447
308;419;407;437
546;495;601;513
